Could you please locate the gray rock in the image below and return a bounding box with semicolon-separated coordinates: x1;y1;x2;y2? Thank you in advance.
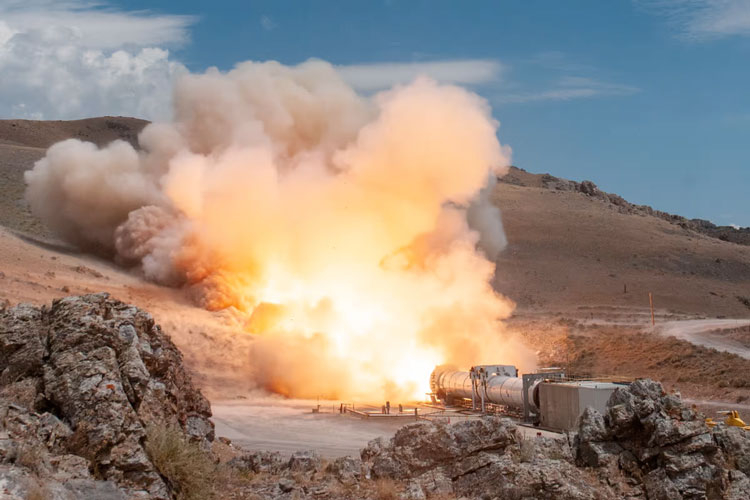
726;470;750;500
362;417;514;479
662;450;706;473
578;407;609;442
577;441;622;467
714;426;750;476
0;294;216;499
0;304;45;384
618;450;641;477
288;450;321;473
62;479;128;500
670;431;717;455
413;468;452;497
401;480;426;500
326;455;362;485
452;452;608;500
230;450;286;474
278;477;296;493
573;378;743;498
50;454;92;480
643;469;681;500
0;464;127;500
649;417;706;447
0;437;18;462
669;462;721;498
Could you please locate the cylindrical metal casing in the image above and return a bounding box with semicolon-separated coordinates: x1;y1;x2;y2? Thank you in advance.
438;370;474;401
431;366;540;411
484;373;526;408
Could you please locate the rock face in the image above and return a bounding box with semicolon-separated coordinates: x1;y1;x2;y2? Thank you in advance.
230;419;615;499
575;378;750;500
0;293;213;499
362;418;607;500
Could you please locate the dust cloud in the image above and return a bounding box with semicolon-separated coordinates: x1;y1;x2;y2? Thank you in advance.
25;59;534;400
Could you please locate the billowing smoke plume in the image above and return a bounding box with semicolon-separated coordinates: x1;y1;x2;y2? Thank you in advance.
25;59;533;400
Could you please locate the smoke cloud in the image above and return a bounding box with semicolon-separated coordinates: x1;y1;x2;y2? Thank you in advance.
25;59;533;400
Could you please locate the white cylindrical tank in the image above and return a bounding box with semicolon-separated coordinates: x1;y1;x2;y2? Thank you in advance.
430;365;540;411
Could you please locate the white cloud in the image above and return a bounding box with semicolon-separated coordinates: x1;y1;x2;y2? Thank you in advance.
496;76;640;104
336;59;503;91
0;1;194;49
261;15;277;31
638;0;750;40
0;1;633;121
0;1;192;120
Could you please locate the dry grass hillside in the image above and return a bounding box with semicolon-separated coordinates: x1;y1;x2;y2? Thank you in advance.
0;116;146;149
494;167;750;318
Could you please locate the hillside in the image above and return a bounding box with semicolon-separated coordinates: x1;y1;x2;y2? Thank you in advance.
494;167;750;318
0;116;147;149
1;118;748;320
500;166;750;245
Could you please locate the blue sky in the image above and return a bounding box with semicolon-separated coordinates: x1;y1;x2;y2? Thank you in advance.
1;1;748;226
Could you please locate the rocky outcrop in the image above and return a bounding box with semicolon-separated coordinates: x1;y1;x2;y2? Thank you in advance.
576;378;750;500
0;293;213;498
230;419;618;499
361;418;614;500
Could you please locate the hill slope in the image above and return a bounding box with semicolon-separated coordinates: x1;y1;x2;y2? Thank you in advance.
493;167;750;317
0;118;748;319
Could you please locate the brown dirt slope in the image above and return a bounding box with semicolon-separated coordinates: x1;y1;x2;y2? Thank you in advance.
0;116;147;149
500;166;750;245
494;169;750;318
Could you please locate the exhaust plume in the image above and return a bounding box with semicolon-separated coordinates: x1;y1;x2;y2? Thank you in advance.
25;59;533;400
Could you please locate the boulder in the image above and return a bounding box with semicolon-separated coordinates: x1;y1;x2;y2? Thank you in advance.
575;378;749;499
0;294;215;499
361;416;620;499
362;417;515;479
229;450;287;475
714;426;750;476
325;455;362;485
288;450;322;473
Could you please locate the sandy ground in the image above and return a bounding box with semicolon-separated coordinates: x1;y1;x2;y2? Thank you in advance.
211;399;412;458
683;399;750;412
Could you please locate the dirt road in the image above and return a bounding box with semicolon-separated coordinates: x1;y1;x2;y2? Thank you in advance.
658;319;750;359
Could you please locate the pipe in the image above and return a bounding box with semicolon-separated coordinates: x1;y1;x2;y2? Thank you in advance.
430;365;540;412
